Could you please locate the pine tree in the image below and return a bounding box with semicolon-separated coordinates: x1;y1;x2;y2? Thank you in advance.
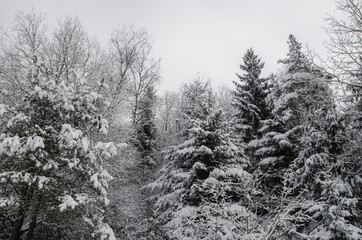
281;2;362;236
288;108;362;239
0;60;116;240
232;48;269;143
180;77;212;122
251;34;332;187
148;79;258;239
134;85;157;159
250;34;362;239
149;110;254;239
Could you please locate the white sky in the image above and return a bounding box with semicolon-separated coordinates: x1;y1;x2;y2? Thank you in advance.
0;0;337;92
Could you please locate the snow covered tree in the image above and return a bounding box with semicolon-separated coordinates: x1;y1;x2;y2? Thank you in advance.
250;34;361;239
134;85;157;159
155;90;182;148
0;60;116;240
251;34;333;188
0;10;48;105
233;48;269;143
323;0;362;109
0;11;109;111
282;2;362;237
265;92;361;239
285;108;362;239
149;109;255;239
148;79;262;239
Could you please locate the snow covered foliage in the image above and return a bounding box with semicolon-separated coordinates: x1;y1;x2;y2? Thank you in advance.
0;11;48;106
0;60;116;239
0;12;108;109
1;5;361;239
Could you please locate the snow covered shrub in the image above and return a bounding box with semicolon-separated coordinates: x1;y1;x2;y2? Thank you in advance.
0;59;116;240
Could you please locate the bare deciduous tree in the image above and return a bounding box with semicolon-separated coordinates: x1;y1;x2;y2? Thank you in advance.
310;0;361;100
48;16;106;84
155;90;182;147
109;25;150;92
104;25;160;123
0;10;48;103
129;46;160;124
325;0;361;83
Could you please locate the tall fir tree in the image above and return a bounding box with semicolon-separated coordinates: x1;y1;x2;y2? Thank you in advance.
248;34;362;239
250;34;332;188
134;85;157;159
287;107;362;239
148;79;259;239
232;48;269;144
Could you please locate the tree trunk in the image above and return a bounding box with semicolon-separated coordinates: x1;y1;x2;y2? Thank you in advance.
10;207;26;240
25;212;37;240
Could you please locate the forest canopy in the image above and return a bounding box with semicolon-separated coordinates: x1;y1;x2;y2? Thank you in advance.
0;0;361;239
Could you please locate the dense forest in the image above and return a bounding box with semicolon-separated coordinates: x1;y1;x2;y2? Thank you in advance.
0;0;361;239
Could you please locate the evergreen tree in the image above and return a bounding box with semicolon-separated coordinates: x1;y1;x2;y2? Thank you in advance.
149;110;254;239
0;60;116;240
148;79;258;239
281;2;362;236
251;34;361;239
134;85;157;159
288;108;362;239
232;48;269;143
251;34;332;187
180;77;212;123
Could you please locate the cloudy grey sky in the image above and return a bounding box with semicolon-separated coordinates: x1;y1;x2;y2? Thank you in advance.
0;0;336;92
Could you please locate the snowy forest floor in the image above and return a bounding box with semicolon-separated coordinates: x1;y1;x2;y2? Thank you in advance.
105;146;161;240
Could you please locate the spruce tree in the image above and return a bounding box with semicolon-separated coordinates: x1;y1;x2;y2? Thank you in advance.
148;79;258;239
233;48;269;143
251;34;332;187
135;85;157;159
250;34;362;239
288;108;362;239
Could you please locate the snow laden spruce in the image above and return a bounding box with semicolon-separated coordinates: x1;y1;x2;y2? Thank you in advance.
249;34;362;239
148;109;259;239
0;60;117;240
148;80;265;239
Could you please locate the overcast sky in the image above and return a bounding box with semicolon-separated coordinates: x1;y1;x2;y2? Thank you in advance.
0;0;337;92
